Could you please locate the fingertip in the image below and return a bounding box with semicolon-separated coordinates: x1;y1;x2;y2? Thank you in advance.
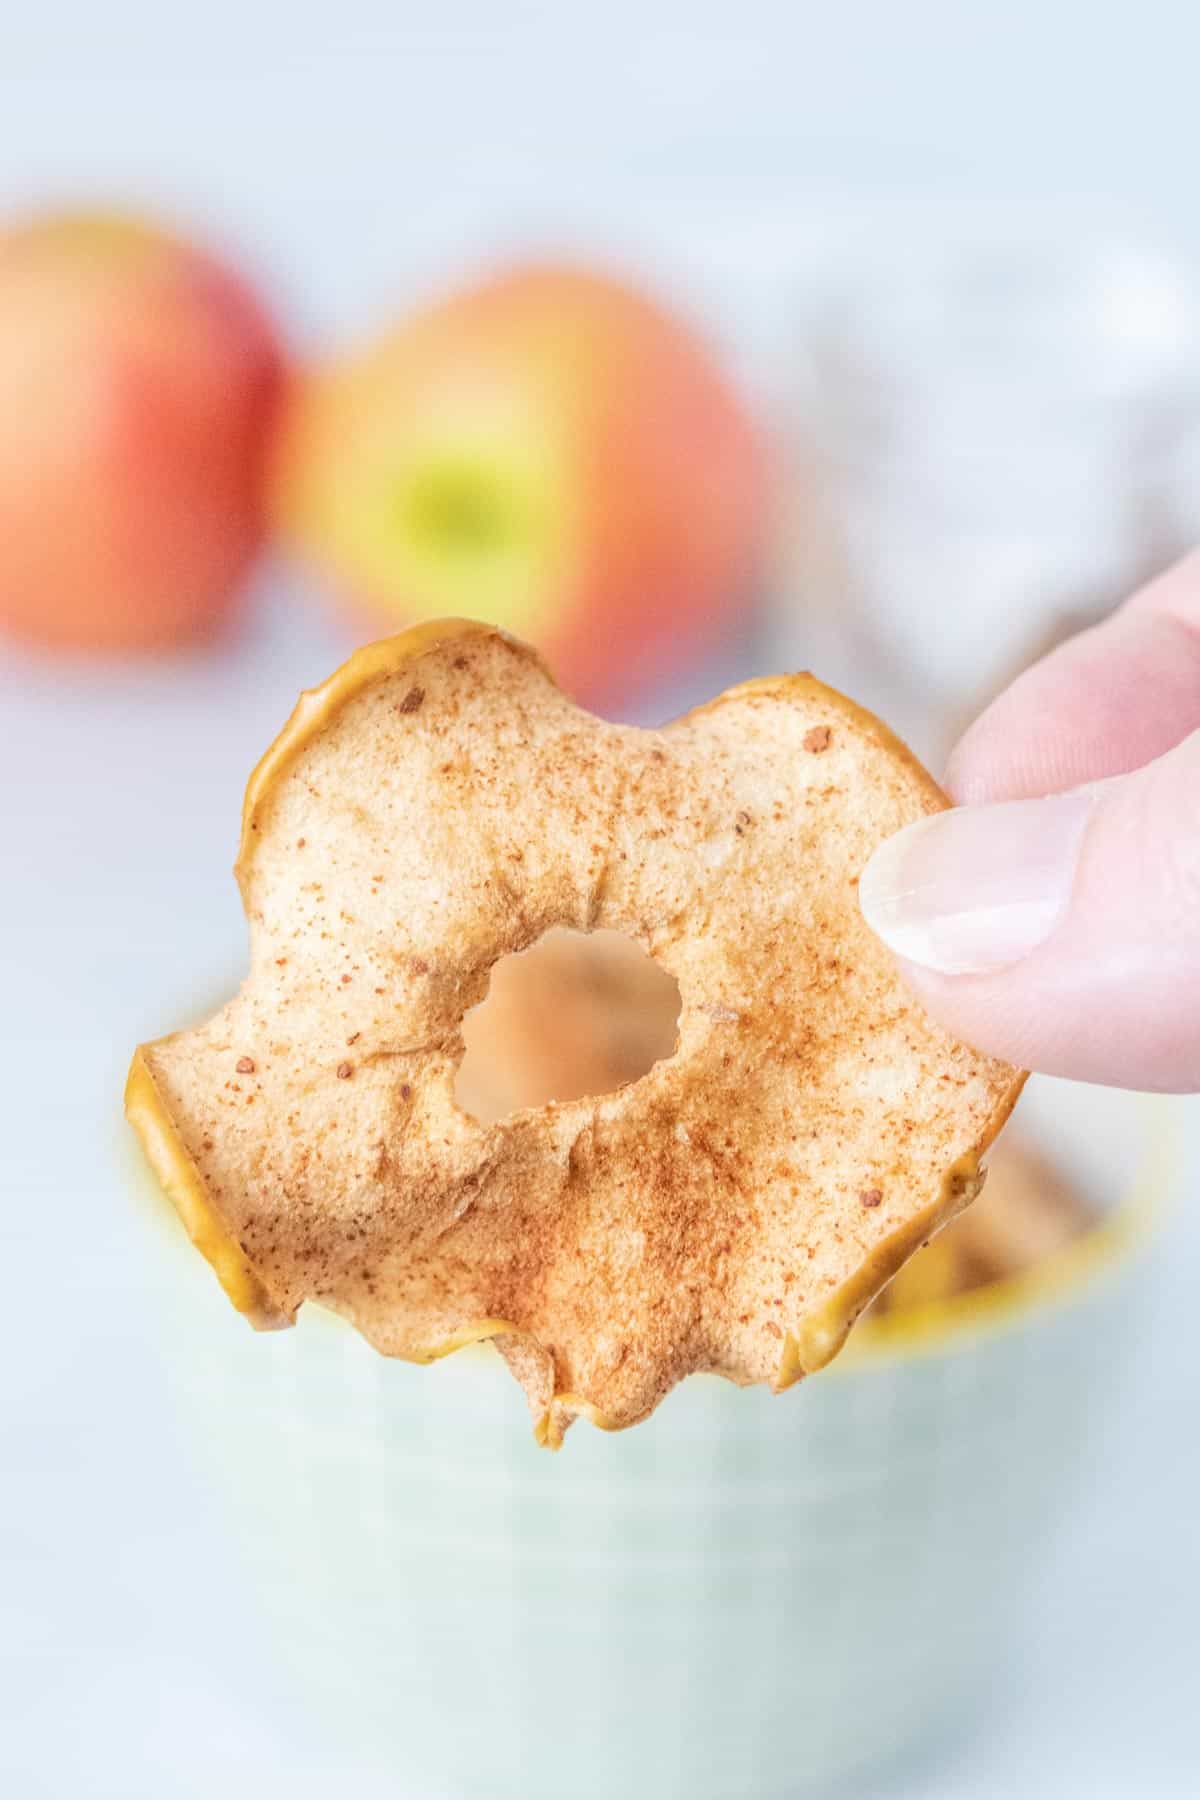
945;599;1200;805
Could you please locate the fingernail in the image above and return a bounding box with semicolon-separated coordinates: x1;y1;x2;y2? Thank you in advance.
858;790;1094;976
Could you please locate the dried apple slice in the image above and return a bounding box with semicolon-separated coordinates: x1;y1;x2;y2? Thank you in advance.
126;620;1023;1443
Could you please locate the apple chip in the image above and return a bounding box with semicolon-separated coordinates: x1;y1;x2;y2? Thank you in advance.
126;621;1023;1443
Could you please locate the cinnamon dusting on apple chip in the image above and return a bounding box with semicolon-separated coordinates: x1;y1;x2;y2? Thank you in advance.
125;620;1023;1444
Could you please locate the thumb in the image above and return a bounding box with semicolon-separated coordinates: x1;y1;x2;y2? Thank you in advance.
859;730;1200;1091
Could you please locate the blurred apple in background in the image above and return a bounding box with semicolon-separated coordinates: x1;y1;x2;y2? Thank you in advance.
0;209;282;653
273;264;767;710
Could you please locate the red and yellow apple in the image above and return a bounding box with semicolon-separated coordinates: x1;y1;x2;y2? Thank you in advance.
272;264;767;708
0;208;282;652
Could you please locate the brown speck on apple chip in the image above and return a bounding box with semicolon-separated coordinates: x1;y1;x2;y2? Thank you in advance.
804;726;832;753
236;1056;255;1075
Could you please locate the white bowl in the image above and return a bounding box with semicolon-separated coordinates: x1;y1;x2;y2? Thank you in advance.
154;1078;1176;1798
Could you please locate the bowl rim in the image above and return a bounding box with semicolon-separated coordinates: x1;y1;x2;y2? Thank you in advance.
838;1090;1183;1369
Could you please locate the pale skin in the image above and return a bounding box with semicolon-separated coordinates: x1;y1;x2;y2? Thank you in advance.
859;550;1200;1093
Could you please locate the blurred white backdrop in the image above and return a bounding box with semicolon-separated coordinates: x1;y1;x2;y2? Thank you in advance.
4;7;1200;1797
6;4;1200;342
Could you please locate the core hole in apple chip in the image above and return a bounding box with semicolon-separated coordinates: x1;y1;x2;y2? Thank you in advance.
454;927;682;1126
